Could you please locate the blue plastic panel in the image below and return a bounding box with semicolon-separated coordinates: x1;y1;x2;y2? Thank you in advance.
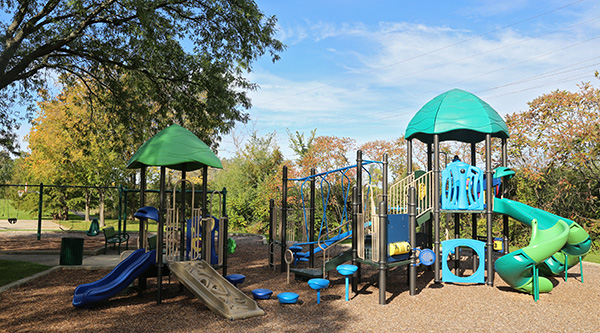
441;239;485;284
441;161;484;210
387;214;410;262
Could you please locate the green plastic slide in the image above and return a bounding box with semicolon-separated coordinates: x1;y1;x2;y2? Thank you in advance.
493;198;591;294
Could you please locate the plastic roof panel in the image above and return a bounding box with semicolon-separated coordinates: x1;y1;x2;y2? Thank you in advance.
127;124;222;171
405;89;509;144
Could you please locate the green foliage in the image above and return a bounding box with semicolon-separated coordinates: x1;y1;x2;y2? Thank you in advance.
506;81;600;250
212;132;283;233
0;0;284;152
287;128;316;160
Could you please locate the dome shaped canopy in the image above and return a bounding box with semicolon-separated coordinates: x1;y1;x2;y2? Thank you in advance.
405;89;509;144
127;124;222;171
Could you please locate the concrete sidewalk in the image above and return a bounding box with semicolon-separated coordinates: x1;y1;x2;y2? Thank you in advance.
1;217;132;268
0;219;62;231
0;251;126;268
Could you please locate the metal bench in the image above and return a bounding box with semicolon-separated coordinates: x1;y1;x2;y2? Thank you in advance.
102;226;129;254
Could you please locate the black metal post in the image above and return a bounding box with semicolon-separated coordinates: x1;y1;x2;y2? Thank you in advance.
37;183;43;241
353;150;363;292
427;142;434;249
502;138;509;255
201;165;209;265
352;185;358;265
309;168;316;268
485;134;494;286
269;198;275;270
378;154;389;305
454;213;460;275
433;135;441;283
407;139;413;176
222;187;228;276
140;166;146;248
180;168;186;262
470;143;478;270
123;188;128;235
157;166;166;304
281;166;288;273
138;167;147;292
118;184;123;234
409;186;417;295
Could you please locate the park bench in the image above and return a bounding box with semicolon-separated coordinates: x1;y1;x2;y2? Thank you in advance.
102;226;129;254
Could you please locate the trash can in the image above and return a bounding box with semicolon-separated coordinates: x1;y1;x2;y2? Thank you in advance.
60;237;84;265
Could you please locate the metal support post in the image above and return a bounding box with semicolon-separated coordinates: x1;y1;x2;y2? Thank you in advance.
378;154;389;304
433;135;441;283
485;134;494;286
281;166;288;273
157;166;166;304
409;186;417;296
353;151;363;292
37;183;43;241
309;168;316;268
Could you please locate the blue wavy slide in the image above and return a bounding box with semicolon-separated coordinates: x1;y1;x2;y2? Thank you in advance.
493;198;591;294
73;249;156;308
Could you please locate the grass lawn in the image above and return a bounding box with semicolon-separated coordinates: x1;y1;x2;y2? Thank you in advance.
584;251;600;264
55;219;158;233
0;260;52;287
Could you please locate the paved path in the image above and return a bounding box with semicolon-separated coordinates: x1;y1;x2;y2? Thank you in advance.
1;218;124;268
0;252;124;268
0;219;62;231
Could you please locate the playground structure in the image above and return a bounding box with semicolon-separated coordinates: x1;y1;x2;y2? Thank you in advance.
70;88;593;317
269;160;381;275
270;88;592;303
73;124;264;320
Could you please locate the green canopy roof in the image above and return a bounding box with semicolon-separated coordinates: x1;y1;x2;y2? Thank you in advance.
405;89;509;144
127;124;223;171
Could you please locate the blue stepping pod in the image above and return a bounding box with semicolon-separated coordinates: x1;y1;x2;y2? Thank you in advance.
225;274;245;286
277;292;299;304
252;288;273;300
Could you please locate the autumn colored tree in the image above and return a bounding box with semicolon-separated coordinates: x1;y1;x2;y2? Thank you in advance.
25;78;128;224
506;82;600;248
295;135;356;176
359;138;407;182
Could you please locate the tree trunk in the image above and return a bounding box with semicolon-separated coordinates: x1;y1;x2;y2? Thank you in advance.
60;192;68;220
99;188;105;227
85;189;91;222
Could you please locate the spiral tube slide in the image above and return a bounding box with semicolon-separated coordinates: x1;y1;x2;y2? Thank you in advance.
493;198;591;294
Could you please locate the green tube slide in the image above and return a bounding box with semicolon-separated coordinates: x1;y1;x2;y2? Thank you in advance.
493;198;591;294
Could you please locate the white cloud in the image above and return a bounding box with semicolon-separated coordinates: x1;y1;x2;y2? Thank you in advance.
225;9;600;159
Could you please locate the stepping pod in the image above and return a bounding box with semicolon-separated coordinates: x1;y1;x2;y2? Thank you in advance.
251;288;273;300
307;278;330;304
225;274;245;287
277;292;299;304
336;264;358;301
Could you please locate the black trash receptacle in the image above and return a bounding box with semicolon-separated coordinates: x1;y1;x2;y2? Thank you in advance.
60;237;84;265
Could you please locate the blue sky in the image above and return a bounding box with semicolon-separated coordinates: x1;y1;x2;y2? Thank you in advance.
12;0;600;160
218;0;600;159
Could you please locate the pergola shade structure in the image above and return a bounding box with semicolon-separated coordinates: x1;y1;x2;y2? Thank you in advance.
127;124;223;171
404;88;509;288
126;124;223;304
405;88;509;144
